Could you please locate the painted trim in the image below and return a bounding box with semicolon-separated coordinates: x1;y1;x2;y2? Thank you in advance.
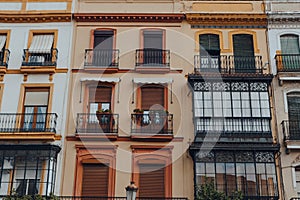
74;145;117;197
131;145;173;198
186;13;267;26
27;29;58;49
228;30;260;54
194;30;224;53
0;13;71;23
74;13;184;23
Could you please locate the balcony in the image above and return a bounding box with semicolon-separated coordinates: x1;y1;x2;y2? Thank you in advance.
76;113;119;139
0;113;59;141
131;112;173;140
0;197;188;200
282;120;300;150
135;49;170;73
275;54;300;72
84;49;119;72
0;49;10;68
194;55;263;74
195;117;272;143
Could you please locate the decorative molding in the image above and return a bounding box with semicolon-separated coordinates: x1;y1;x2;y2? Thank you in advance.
186;13;267;27
0;13;71;23
73;13;185;23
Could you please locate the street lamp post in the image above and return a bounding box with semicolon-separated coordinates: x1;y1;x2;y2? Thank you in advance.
125;181;138;200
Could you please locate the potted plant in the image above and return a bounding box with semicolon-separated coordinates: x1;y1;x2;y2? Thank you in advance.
96;109;113;132
133;108;144;125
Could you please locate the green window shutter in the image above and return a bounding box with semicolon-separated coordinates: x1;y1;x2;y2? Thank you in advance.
280;34;300;54
199;34;220;55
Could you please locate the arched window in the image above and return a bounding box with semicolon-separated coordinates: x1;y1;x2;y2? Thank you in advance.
280;34;300;54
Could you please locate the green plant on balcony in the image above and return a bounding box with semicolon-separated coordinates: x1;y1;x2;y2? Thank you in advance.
3;189;58;200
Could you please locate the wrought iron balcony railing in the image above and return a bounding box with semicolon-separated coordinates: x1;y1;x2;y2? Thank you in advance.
136;49;170;67
0;196;189;200
76;113;119;134
22;48;58;66
131;112;173;135
282;120;300;141
84;49;119;68
0;113;57;133
194;55;263;74
275;54;300;72
0;49;10;67
196;117;272;136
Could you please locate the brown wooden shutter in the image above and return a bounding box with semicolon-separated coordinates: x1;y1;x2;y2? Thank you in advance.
89;86;112;103
81;163;109;196
141;86;164;110
139;164;165;197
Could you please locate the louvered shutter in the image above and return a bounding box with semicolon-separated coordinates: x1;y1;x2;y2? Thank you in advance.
144;30;163;49
199;34;220;54
81;163;109;196
139;164;165;197
141;86;164;110
233;34;255;72
94;30;114;49
89;86;112;103
287;93;300;137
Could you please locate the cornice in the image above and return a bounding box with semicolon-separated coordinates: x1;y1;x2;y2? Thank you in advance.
0;13;72;23
186;13;267;26
73;13;185;23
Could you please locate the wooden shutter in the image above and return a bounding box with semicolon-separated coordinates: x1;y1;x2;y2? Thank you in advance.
233;34;254;57
89;86;112;103
94;30;114;49
139;164;165;197
144;30;163;49
141;85;164;110
288;93;300;121
199;34;220;54
81;163;109;196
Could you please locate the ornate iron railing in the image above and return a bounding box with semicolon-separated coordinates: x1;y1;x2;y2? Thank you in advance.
195;117;272;136
76;113;119;134
84;49;119;68
282;120;300;141
22;48;58;66
136;49;170;67
0;49;10;67
194;55;263;74
275;54;300;72
0;113;57;133
131;112;173;135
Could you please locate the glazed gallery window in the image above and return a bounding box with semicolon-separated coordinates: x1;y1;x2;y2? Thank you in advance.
0;148;59;196
193;81;271;133
195;150;278;198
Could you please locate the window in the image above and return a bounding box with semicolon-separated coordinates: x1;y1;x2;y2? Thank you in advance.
296;167;300;197
0;34;7;65
196;150;278;198
199;34;220;70
142;30;164;65
287;92;300;137
233;34;255;72
280;34;300;70
194;81;271;133
81;163;109;196
131;146;172;198
0;146;60;196
75;146;116;197
91;30;115;67
28;34;54;63
22;88;49;131
89;85;112;114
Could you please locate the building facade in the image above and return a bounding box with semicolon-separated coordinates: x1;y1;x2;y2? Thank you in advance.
267;0;300;199
187;1;281;199
0;0;72;196
60;0;193;199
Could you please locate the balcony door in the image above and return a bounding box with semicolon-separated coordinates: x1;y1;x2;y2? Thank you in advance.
0;34;7;65
143;30;163;65
87;85;112;132
22;88;49;131
93;30;114;66
199;34;220;71
280;34;300;70
233;34;255;73
287;92;300;138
